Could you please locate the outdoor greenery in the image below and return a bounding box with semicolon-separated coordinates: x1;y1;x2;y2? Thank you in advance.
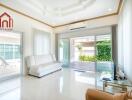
96;40;111;61
79;55;96;62
79;40;112;62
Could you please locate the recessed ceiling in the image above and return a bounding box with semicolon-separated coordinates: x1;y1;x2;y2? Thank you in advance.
0;0;121;27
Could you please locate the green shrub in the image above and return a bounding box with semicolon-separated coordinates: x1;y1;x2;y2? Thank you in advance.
79;40;112;62
79;55;96;62
96;40;112;61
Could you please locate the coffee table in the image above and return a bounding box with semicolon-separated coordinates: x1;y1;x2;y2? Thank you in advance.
103;80;132;92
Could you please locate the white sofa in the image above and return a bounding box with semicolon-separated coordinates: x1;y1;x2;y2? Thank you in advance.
26;54;62;77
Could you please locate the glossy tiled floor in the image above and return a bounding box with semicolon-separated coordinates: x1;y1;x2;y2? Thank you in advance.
0;63;20;79
0;68;98;100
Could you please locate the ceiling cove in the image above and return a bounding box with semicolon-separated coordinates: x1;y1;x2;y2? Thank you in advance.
0;0;122;28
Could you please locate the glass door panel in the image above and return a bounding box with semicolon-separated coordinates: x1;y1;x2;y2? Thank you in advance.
0;31;22;81
70;36;96;72
95;34;113;79
59;39;70;67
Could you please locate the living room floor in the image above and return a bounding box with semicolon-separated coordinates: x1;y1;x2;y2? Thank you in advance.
0;68;100;100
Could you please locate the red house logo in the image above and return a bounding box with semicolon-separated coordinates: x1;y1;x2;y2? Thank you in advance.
0;12;13;30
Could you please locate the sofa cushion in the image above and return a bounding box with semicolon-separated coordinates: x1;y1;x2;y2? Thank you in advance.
27;54;62;77
35;62;61;73
29;62;61;76
38;63;61;72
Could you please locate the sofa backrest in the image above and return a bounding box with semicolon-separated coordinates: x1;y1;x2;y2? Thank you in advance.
26;56;36;68
35;54;53;65
26;54;56;68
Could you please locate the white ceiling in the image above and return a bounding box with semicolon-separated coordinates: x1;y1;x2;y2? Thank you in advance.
0;0;120;26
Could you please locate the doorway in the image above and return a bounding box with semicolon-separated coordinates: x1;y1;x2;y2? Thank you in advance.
70;36;96;71
58;34;113;75
0;31;23;81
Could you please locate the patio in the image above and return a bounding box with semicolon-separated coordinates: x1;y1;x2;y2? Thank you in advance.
70;62;95;72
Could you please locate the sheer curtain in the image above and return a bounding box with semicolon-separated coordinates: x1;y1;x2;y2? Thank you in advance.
34;30;50;55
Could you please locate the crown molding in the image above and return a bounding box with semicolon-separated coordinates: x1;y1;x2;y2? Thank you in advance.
0;3;52;28
0;0;123;28
54;0;123;28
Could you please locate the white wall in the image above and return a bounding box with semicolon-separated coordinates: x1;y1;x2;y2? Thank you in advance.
117;0;132;81
0;6;54;75
58;26;112;39
55;15;118;33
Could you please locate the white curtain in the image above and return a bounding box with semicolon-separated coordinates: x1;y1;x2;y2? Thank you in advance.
34;30;50;55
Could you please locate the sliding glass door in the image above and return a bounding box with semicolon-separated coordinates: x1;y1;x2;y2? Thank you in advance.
70;36;96;71
0;31;23;81
58;34;112;75
95;34;113;79
59;39;70;67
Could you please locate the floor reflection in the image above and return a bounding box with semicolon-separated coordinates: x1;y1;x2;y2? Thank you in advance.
0;88;20;100
0;77;21;100
75;71;95;85
0;68;97;100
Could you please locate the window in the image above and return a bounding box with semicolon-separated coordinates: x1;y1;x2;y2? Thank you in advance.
34;30;50;55
0;44;20;60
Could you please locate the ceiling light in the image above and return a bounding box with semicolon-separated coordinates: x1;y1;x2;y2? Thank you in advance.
108;8;112;11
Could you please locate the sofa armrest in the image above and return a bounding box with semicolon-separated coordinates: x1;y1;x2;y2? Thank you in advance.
86;89;128;100
86;89;114;100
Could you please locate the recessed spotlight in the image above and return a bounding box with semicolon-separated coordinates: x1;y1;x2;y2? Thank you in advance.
108;8;112;11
